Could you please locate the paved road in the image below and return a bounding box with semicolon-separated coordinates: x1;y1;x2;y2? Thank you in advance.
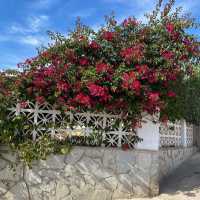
134;152;200;200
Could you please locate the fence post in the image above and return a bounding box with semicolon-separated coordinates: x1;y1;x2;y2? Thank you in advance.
181;119;187;147
136;114;160;151
16;103;21;116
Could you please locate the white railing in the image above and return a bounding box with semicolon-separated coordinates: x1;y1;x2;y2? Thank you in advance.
8;101;195;150
8;101;137;148
186;123;193;147
159;121;182;147
159;121;194;148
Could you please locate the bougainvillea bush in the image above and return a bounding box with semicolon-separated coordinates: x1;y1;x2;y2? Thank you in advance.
17;1;199;126
0;0;199;165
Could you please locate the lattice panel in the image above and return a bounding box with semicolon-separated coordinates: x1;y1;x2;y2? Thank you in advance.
186;123;193;147
8;102;137;148
159;121;182;147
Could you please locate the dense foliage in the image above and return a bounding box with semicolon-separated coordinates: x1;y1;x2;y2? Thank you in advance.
183;69;200;125
0;0;199;165
17;2;199;125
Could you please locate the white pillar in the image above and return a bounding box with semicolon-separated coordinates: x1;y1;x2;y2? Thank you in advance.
181;119;187;147
136;114;160;151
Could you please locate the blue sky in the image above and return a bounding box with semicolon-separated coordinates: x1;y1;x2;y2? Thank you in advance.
0;0;199;69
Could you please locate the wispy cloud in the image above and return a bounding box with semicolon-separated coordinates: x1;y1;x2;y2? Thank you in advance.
175;0;200;13
20;35;42;46
28;15;49;32
4;15;50;47
0;34;49;47
9;15;49;34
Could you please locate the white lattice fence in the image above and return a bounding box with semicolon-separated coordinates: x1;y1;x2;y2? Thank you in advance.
8;102;138;148
159;121;182;147
159;121;194;148
186;123;193;147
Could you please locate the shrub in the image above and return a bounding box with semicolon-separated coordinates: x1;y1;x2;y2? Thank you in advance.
17;1;199;126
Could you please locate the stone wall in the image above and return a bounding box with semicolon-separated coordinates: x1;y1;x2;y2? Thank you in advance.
159;146;198;181
0;146;159;200
0;145;198;200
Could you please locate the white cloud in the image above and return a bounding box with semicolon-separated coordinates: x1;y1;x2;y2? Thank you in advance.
9;15;49;34
10;24;28;34
175;0;199;13
20;36;41;46
0;33;49;47
1;14;50;48
19;35;50;46
28;15;49;32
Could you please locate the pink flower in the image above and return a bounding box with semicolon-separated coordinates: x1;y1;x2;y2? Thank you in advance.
74;93;91;106
78;35;86;41
166;23;174;33
122;71;141;93
161;50;174;60
148;71;158;83
43;66;55;77
88;83;106;97
102;31;115;41
148;92;160;103
131;80;141;93
20;101;28;108
123;17;138;27
167;73;177;81
120;44;144;62
122;71;136;89
89;41;101;49
56;81;69;93
171;32;180;41
167;91;176;98
41;50;50;58
79;57;89;66
88;83;111;102
120;48;133;60
32;77;47;89
36;96;45;104
136;65;149;75
96;63;110;73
